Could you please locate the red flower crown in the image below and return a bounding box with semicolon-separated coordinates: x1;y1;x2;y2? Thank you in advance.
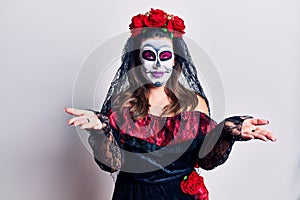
129;8;186;38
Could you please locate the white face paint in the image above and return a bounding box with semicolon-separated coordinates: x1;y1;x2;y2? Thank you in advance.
139;38;174;87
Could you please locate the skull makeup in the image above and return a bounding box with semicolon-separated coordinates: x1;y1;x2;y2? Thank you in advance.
139;38;174;87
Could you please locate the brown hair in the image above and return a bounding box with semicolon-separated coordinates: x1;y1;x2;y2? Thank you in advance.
111;29;199;120
112;55;198;120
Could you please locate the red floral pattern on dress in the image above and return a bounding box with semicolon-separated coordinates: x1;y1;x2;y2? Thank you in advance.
107;107;212;147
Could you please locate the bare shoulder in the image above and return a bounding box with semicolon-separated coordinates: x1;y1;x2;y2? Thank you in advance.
194;94;209;116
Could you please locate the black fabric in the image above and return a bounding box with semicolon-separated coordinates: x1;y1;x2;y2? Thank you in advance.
87;34;252;199
88;109;252;200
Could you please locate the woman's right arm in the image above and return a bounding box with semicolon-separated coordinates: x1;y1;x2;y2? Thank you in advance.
65;108;122;173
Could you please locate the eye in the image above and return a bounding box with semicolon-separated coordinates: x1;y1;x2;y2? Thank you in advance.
159;51;172;61
142;50;156;61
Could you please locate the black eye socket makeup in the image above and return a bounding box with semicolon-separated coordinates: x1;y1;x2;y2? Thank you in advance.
142;50;156;61
159;51;172;61
142;50;173;62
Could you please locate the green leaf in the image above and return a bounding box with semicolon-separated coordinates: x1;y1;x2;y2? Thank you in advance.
161;28;167;32
142;29;147;33
183;176;188;180
170;32;174;39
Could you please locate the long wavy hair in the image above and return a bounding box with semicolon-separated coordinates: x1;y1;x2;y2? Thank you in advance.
109;28;207;120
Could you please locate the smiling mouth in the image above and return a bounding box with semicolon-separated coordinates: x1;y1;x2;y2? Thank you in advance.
151;71;164;78
147;71;170;78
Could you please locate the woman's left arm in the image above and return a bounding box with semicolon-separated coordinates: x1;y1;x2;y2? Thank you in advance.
197;115;276;170
195;95;276;170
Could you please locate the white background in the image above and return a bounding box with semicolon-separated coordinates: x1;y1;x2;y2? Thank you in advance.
1;0;299;199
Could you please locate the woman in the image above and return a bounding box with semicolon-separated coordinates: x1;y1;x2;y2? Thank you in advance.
65;8;276;200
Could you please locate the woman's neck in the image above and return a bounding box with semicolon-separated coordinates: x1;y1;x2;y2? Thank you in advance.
148;85;169;105
149;85;165;95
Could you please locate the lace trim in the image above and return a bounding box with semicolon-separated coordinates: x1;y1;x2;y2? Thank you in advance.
88;107;252;173
88;112;123;173
198;115;253;170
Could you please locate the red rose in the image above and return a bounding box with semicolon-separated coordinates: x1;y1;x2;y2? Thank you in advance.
144;8;167;27
166;16;185;37
172;16;185;33
129;14;145;29
129;8;186;37
166;20;173;32
181;171;209;200
181;171;203;195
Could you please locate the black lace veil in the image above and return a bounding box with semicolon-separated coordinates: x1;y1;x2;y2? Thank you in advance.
85;28;232;174
100;28;210;116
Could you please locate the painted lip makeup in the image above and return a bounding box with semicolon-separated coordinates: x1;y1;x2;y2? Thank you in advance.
151;71;165;78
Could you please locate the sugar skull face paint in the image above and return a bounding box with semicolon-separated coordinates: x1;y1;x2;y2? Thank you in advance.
139;38;174;87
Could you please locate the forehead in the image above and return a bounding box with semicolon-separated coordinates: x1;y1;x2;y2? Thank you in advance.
140;38;173;50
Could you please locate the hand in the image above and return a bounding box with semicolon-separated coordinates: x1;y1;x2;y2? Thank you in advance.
64;107;106;130
240;118;276;142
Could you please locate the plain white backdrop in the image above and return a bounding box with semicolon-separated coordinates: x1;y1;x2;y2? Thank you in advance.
1;0;299;199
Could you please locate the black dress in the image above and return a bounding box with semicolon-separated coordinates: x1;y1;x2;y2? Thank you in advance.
88;107;251;200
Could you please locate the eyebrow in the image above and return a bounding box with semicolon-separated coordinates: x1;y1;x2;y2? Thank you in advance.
141;44;172;51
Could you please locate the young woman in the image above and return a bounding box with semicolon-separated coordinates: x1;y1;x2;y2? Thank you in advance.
65;8;276;200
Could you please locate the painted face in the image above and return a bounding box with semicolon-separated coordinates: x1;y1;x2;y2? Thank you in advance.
139;38;174;87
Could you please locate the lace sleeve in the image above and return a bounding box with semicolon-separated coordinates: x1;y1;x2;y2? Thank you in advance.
198;115;253;170
87;111;123;173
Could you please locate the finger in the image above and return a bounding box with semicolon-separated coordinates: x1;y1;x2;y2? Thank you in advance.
260;129;276;142
74;118;90;127
80;122;96;130
248;118;270;126
80;120;104;129
264;131;277;142
68;116;88;125
83;120;107;130
252;131;268;141
251;128;270;141
64;107;79;115
64;108;88;116
253;128;277;142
